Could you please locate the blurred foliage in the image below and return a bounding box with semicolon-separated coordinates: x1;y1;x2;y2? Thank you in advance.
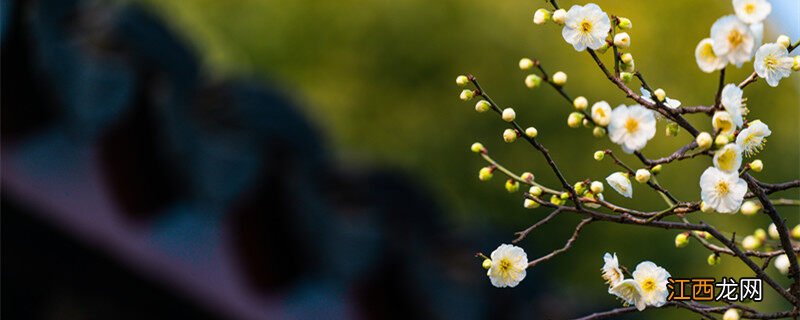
140;0;799;317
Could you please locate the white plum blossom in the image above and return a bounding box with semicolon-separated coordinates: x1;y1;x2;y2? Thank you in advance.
735;120;771;156
754;43;793;87
606;172;633;198
602;253;624;287
720;84;745;128
711;15;756;67
733;0;772;24
609;279;646;311
713;143;743;173
632;261;671;307
487;244;528;288
700;167;748;213
591;101;612;126
561;3;611;51
695;38;728;73
608;104;657;153
640;87;681;109
712;111;736;136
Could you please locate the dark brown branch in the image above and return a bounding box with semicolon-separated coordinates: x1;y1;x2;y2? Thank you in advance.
528;218;593;267
513;208;563;244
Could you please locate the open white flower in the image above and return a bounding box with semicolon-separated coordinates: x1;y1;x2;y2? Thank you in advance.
754;43;793;87
720;84;745;128
591;101;612;126
487;244;528;288
695;38;728;73
736;120;771;156
640;87;681;109
632;261;670;307
711;15;755;67
733;0;772;24
608;104;656;153
700;167;748;213
713;143;743;173
602;253;624;287
609;279;646;311
561;3;611;51
606;172;633;198
712;111;736;136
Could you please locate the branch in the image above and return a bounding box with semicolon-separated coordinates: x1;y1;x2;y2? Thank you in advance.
513;208;563;243
528;218;593;267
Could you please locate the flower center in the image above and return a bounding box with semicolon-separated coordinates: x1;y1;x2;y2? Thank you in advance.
625;117;639;133
702;43;717;60
499;258;512;272
764;55;777;69
728;29;743;47
580;20;593;33
716;181;730;196
717;149;736;171
744;3;756;14
642;278;656;292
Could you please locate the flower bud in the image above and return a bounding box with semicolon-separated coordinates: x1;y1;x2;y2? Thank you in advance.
502;108;516;122
592;127;606;138
617;17;632;29
573;182;586;195
620;72;633;83
621;60;635;72
793;225;800;239
776;35;791;48
525;127;538;138
694;231;713;240
593;150;605;161
723;308;740;320
774;254;791;275
479;167;494;181
749;159;763;172
700;201;714;213
768;223;780;239
552;9;567;25
708;254;721;266
740;201;760;215
660;122;677;137
573;96;588;111
520;172;534;182
567;112;584;128
460;89;474;101
653;88;666;102
696;132;712;149
675;233;689;248
524;198;540;209
503;128;517;143
525;74;542;88
505;179;520;193
582;118;591;128
470;142;485;153
550;194;563;205
741;235;760;250
529;186;543;197
560;192;570;200
590;181;604;194
475;100;491;113
482;258;493;270
552;71;567;86
533;8;551;25
620;53;633;64
456;75;469;87
596;42;610;54
635;169;651;184
714;134;729;148
794;56;800;71
754;228;767;242
519;58;534;70
613;32;631;48
651;165;662;175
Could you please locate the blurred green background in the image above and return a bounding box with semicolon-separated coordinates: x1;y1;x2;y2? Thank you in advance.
140;0;799;317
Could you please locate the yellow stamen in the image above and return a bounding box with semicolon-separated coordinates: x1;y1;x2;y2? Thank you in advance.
581;20;592;33
716;181;730;196
625;117;639;133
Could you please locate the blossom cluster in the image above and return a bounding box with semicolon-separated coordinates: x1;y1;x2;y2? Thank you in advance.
602;253;670;311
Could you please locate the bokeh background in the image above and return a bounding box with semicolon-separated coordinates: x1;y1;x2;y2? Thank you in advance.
2;0;799;319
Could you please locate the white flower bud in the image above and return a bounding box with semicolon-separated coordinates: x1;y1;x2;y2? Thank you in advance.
723;308;740;320
620;53;633;64
696;132;713;149
635;169;651;183
749;159;763;172
525;74;542;88
460;89;474;101
741;235;760;250
613;32;631;48
529;186;543;197
552;71;567;86
593;150;605;161
714;134;729;148
768;223;780;239
590;181;604;194
573;96;588;111
475;100;491;113
619;72;633;83
567;112;584;128
482;258;492;270
794;56;800;71
774;254;791;275
519;58;535;70
740;201;760;215
533;8;551;25
525;127;538;138
503;128;517;143
502;108;516;122
776;35;791;48
456;75;469;87
653;88;666;102
621;59;635;72
523;198;540;209
552;9;566;25
592;126;606;138
520;172;534;182
470;142;485;153
617;17;632;30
